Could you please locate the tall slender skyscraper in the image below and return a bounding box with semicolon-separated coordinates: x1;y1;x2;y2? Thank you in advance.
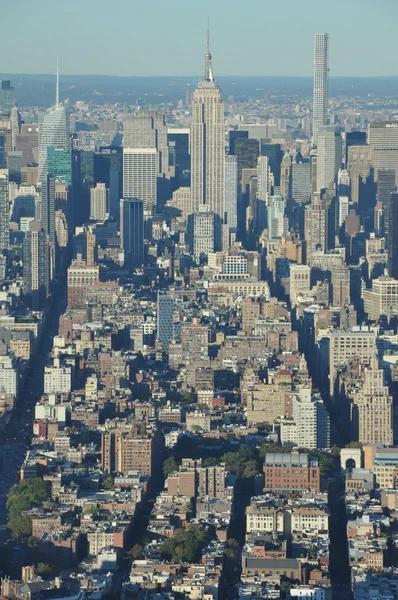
23;221;50;310
120;198;144;269
157;291;174;346
224;155;238;229
0;174;8;254
191;30;224;218
313;34;329;146
38;64;70;184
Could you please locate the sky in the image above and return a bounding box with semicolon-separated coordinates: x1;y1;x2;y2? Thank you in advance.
2;0;398;77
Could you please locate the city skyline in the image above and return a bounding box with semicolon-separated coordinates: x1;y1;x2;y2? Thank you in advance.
2;0;398;77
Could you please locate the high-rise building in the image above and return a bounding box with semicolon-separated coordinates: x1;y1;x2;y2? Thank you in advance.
124;111;169;178
268;194;286;240
8;151;22;184
229;130;248;155
157;291;174;345
376;169;396;238
304;195;327;264
292;162;311;203
260;143;283;186
316;126;342;192
338;196;349;228
345;131;366;166
1;81;15;116
90;183;109;221
224;155;238;229
0;174;8;254
312;34;329;146
350;364;393;446
94;147;122;223
23;221;50;310
293;388;330;450
329;329;377;396
187;210;217;258
280;152;291;201
47;147;72;185
120;198;144;269
347;145;373;206
67;255;99;308
122;148;157;211
191;31;224;218
368;122;398;186
40;175;55;241
388;193;398;279
337;169;350;198
290;264;311;305
38;68;70;184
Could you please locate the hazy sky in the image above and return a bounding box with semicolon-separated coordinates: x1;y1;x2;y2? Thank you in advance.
3;0;398;77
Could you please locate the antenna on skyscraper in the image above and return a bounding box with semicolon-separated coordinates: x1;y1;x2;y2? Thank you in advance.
56;57;59;107
204;17;214;82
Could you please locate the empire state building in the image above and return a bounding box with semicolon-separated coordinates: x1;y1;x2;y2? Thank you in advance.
191;31;225;219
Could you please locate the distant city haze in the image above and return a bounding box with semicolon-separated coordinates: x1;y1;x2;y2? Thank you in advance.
2;0;398;77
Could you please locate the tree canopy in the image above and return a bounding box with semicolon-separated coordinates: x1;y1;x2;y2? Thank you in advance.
160;525;207;563
7;478;51;539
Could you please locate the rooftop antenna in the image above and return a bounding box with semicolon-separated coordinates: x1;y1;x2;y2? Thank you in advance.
204;17;214;82
56;57;59;106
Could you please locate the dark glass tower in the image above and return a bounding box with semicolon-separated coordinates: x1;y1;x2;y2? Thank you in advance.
388;193;398;279
120;198;144;269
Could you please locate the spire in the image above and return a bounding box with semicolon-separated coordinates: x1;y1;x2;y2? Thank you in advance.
56;57;59;107
204;19;214;82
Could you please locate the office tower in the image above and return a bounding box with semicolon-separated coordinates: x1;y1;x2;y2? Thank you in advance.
256;156;272;234
0;174;8;254
0;118;12;158
338;196;349;228
23;221;50;310
290;264;311;305
67;255;100;308
351;365;393;446
376;169;396;237
331;265;350;307
292;162;311;202
229;130;248;155
347;145;373;206
260;143;283;186
124;111;169;178
235;139;259;184
167;128;190;187
345;131;366;166
268;194;286;240
122;148;157;211
312;34;329;146
47;147;72;185
191;32;224;217
94;147;122;223
337;169;350;197
329;329;377;396
40;175;55;241
90;183;109;221
224;155;238;229
293;389;330;450
388;193;398;279
1;81;15;116
157;291;174;345
7;151;22;184
187;210;217;258
316;126;342;192
38;67;70;184
304;195;327;264
10;107;21;151
368;122;398;186
374;201;384;236
280;152;291;201
120;198;144;269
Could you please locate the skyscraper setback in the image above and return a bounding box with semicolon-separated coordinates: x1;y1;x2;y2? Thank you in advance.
312;34;329;146
191;31;224;219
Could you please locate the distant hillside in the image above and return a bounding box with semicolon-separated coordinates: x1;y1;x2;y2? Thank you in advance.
2;74;398;107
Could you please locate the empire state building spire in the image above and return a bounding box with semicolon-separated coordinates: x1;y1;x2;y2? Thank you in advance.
204;26;214;82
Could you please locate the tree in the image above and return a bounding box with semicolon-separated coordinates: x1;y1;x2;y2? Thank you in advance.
162;457;179;479
129;544;143;560
102;475;114;490
7;478;51;540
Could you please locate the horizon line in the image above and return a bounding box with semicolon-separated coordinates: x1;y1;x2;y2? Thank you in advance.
2;72;398;80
